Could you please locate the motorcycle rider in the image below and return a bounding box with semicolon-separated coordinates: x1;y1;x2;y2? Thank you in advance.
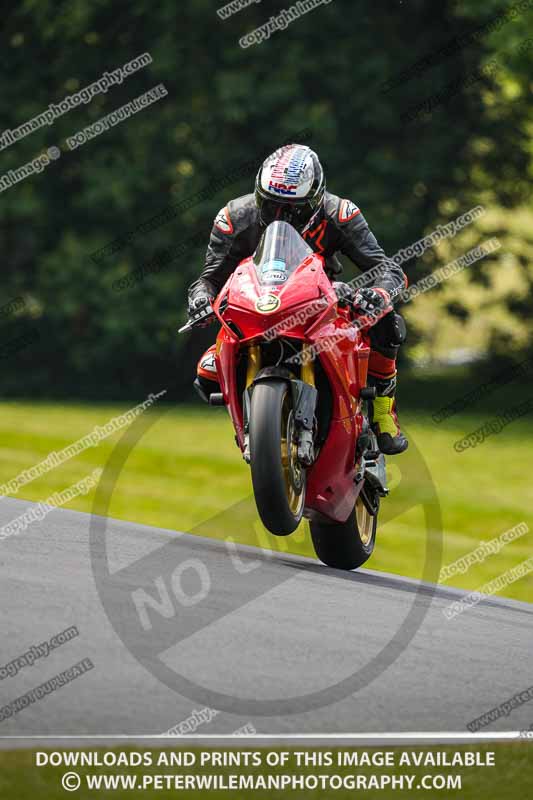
187;144;408;455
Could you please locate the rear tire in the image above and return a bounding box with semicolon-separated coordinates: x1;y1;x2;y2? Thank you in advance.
249;380;306;535
310;490;378;570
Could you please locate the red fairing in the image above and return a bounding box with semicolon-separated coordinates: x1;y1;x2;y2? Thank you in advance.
212;249;371;524
214;253;335;342
215;329;244;445
305;318;369;522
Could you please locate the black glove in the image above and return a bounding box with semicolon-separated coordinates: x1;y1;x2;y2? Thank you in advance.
353;287;391;320
187;292;215;327
333;281;356;307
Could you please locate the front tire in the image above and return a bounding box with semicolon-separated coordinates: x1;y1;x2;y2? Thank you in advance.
249;380;306;535
310;490;378;570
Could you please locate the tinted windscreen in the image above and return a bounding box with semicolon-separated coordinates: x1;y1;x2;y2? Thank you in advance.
253;221;313;286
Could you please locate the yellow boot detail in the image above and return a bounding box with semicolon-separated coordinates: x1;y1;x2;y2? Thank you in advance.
372;396;400;436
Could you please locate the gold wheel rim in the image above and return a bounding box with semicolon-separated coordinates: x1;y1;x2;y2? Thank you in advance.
356;495;374;546
280;397;305;516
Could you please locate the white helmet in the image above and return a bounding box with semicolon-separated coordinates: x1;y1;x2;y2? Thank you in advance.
255;144;325;232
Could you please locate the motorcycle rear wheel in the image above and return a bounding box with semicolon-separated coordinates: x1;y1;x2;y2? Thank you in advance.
309;490;378;570
249;380;306;535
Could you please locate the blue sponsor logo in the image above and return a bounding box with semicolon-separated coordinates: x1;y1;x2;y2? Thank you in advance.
262;259;286;274
261;259;287;283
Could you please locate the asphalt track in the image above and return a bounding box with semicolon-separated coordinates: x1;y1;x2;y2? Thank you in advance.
0;496;532;739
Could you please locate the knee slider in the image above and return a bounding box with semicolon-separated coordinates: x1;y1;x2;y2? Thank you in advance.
370;312;406;352
391;313;407;345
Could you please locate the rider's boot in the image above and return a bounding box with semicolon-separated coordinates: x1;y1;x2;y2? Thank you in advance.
367;372;408;456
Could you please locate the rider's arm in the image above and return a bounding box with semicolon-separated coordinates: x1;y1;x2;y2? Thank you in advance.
188;203;248;303
332;198;407;298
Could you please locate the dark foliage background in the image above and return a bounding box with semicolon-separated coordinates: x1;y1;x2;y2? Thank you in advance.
1;0;531;399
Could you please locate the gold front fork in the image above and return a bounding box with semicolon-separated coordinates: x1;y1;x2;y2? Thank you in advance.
246;344;261;388
246;344;314;387
301;344;315;387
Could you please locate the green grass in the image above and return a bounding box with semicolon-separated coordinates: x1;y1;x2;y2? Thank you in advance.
0;400;531;602
0;746;531;799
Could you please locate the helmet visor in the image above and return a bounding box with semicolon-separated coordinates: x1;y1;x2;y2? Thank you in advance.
256;195;318;231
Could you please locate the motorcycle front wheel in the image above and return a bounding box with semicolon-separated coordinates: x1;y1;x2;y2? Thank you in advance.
249;380;306;535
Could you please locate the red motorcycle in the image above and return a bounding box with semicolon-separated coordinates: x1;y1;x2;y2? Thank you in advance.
181;221;389;570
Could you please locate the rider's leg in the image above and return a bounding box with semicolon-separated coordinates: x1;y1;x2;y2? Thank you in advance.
194;344;220;403
367;312;408;455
